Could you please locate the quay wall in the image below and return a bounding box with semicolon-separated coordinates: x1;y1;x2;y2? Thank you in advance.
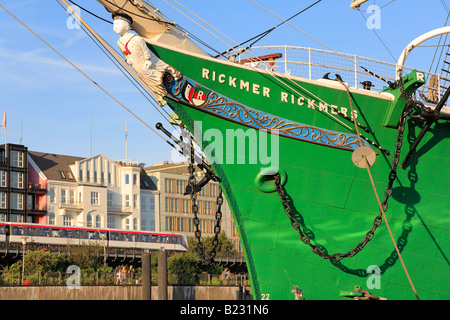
0;285;252;300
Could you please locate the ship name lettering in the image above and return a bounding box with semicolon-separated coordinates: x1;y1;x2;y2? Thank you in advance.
281;91;358;120
201;67;271;98
200;68;357;119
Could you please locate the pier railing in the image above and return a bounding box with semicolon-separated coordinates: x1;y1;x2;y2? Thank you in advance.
0;271;250;287
233;45;448;108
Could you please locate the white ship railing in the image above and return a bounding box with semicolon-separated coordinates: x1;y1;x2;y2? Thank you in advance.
233;45;447;107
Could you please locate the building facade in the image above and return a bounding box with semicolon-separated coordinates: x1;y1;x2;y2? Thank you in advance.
145;161;242;253
1;144;158;232
0;144;42;223
29;152;159;231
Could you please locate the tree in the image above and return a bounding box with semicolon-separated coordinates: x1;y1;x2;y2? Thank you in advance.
166;231;236;275
10;249;66;274
1;250;67;285
66;241;104;270
168;252;201;274
188;231;234;256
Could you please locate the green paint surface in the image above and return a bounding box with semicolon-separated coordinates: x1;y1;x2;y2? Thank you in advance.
152;44;450;300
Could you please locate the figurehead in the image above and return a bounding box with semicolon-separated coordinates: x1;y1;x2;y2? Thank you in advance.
112;13;133;35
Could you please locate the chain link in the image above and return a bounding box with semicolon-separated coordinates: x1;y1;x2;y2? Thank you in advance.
274;82;413;260
188;137;223;265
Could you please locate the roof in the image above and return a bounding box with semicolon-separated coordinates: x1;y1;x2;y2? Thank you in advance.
145;161;202;175
28;151;83;182
29;151;157;190
139;168;158;190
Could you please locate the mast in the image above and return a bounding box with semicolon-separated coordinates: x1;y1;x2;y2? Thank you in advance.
350;0;369;9
95;0;207;55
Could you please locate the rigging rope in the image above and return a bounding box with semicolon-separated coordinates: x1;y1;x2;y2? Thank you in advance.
166;1;365;133
0;2;177;149
214;0;323;58
58;0;210;164
248;0;392;85
59;1;182;132
337;78;420;301
160;0;234;58
357;10;396;62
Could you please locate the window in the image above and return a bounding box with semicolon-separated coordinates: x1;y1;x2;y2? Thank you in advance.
59;171;66;179
61;189;67;204
11;193;23;210
210;183;217;197
107;216;115;229
165;216;172;231
125;195;130;207
133;194;138;209
70;190;75;204
49;188;55;203
87;213;92;227
150;197;155;211
11;151;24;167
107;192;113;207
0;192;6;208
10;214;23;222
125;218;130;230
165;178;174;193
63;214;73;226
10;172;23;189
27;195;33;210
48;213;55;225
79;169;83;182
133;174;137;185
0;171;6;187
133;218;138;230
141;196;147;210
125;174;130;184
95;215;102;228
91;192;99;205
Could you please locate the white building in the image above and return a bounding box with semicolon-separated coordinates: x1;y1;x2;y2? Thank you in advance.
145;161;242;253
28;152;158;231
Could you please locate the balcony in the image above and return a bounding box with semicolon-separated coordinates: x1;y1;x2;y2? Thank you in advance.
28;207;47;215
28;182;47;194
107;204;132;215
59;202;83;211
26;201;47;215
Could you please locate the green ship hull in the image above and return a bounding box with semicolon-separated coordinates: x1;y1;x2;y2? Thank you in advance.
150;41;449;300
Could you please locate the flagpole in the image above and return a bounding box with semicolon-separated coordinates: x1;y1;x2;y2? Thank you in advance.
2;109;6;151
125;122;128;163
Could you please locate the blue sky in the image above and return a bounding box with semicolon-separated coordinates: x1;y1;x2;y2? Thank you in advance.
0;0;448;166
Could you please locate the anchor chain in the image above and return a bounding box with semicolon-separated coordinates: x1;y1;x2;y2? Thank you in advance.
274;98;411;260
187;137;223;265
